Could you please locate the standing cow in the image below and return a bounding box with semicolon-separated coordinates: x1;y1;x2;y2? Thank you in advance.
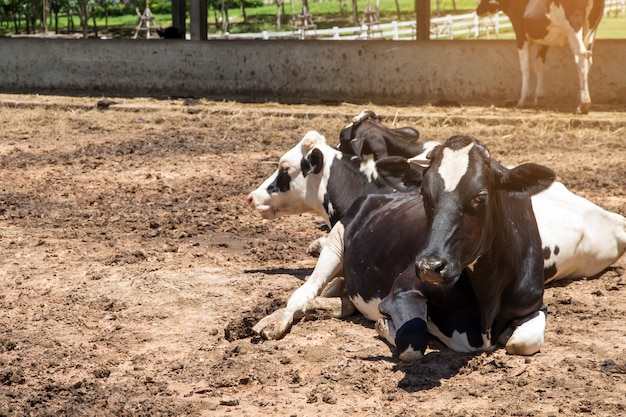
477;0;605;114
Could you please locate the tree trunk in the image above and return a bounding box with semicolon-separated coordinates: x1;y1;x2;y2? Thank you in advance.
275;0;282;31
91;10;98;37
351;0;358;25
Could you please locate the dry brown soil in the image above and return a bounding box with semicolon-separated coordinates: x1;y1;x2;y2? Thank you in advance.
0;95;625;417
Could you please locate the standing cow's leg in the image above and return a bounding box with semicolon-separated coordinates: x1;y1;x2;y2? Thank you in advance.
517;41;532;108
567;31;594;114
253;222;346;339
533;45;549;106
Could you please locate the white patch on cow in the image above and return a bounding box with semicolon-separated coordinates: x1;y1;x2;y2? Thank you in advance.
482;331;492;350
531;182;626;282
438;142;474;192
326;201;335;219
350;294;383;321
359;157;379;181
534;4;570;46
399;346;423;362
427;321;477;353
504;311;546;356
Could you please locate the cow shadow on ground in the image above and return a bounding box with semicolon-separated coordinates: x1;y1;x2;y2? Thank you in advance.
390;340;476;392
345;315;475;392
244;267;313;282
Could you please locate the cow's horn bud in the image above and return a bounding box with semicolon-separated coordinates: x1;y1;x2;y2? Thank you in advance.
280;161;290;170
303;138;314;150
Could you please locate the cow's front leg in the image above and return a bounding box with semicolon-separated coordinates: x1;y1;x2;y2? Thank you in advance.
500;310;546;355
253;223;345;339
304;293;356;320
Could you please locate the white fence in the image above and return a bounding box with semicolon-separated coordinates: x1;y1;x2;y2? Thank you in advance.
210;11;511;41
210;0;625;41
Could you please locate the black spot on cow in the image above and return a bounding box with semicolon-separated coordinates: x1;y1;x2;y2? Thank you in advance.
544;263;557;281
276;167;291;192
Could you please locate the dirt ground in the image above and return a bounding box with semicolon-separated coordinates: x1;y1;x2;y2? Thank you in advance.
0;94;625;417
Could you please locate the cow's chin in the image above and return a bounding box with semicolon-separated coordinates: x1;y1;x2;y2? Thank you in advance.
418;268;460;287
254;205;276;220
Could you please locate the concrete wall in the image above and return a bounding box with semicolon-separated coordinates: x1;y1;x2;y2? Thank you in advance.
1;38;625;108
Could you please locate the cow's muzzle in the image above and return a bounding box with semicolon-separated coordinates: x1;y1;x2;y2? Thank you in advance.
415;256;457;286
246;193;276;220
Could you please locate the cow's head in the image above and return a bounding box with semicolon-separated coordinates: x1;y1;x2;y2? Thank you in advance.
338;109;420;160
246;131;335;224
476;0;501;16
338;109;382;156
414;135;555;286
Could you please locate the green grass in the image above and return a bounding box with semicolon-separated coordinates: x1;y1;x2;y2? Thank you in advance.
596;16;626;38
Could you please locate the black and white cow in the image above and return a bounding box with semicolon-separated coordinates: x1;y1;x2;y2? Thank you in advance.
476;0;605;114
335;111;626;282
248;130;626;283
246;130;424;227
254;135;556;360
337;109;438;161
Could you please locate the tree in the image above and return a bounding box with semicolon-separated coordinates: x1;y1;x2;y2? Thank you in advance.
350;0;357;25
274;0;282;31
75;0;98;37
100;0;120;31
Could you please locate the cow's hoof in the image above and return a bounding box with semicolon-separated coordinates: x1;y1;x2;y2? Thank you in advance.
504;311;546;355
306;237;326;257
375;317;396;346
252;308;294;340
395;318;428;362
577;102;590;115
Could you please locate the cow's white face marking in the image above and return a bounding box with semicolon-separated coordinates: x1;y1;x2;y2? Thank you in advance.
437;142;474;192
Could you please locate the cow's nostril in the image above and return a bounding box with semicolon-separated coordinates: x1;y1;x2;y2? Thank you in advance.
416;257;446;274
246;194;253;205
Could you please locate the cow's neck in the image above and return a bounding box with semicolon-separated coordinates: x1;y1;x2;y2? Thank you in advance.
324;156;394;226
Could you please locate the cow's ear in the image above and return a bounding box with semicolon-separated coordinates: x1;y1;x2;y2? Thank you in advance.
498;162;556;199
376;156;424;192
302;148;324;177
350;137;365;156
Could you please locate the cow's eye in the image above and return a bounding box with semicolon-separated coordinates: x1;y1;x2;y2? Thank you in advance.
472;190;488;207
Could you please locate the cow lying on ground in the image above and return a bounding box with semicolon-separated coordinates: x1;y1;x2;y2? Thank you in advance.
254;135;555;360
337;109;438;160
336;110;626;282
248;130;626;283
476;0;605;114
